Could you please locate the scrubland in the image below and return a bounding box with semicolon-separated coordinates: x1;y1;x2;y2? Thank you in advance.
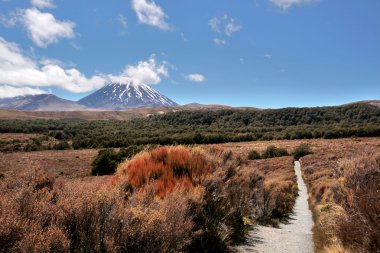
0;138;379;252
0;143;297;252
0;103;379;151
300;140;380;253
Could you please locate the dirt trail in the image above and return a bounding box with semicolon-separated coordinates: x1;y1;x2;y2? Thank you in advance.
236;161;314;253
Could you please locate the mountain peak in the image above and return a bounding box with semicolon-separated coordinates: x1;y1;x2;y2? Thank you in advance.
78;82;177;110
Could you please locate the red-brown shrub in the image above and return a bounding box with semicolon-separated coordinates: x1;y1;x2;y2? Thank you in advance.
117;146;212;197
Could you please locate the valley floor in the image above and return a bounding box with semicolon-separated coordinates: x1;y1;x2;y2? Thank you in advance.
0;137;379;252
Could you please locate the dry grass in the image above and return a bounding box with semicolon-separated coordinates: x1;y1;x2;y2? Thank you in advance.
0;166;195;252
0;133;43;141
0;149;98;178
207;137;380;156
1;138;379;252
0;133;53;151
204;144;298;225
0;143;300;252
301;140;380;253
0;104;232;120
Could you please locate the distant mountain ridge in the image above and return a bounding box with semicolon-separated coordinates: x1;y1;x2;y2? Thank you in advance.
78;82;178;110
0;94;87;111
0;84;378;114
0;100;378;120
0;82;178;111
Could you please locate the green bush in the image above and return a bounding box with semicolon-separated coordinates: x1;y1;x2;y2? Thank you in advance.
292;143;312;160
91;145;144;176
261;145;288;159
53;141;71;150
91;149;119;176
247;150;261;160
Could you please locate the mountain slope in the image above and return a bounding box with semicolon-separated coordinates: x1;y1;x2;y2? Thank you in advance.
0;94;87;111
78;82;178;110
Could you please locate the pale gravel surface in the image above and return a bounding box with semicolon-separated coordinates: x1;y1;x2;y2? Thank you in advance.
235;161;314;253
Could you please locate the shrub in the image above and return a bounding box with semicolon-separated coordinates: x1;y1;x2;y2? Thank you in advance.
336;152;380;252
247;150;260;160
117;146;212;197
261;145;288;159
292;143;312;160
91;145;144;176
91;149;119;176
108;186;195;253
53;141;71;150
301;148;380;252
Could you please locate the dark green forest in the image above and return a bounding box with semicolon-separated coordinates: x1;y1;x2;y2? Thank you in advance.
0;103;379;151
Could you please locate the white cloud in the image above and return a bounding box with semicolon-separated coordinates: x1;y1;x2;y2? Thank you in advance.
225;19;242;37
108;56;169;85
186;73;206;83
180;32;188;42
208;17;221;33
31;0;55;9
0;37;106;94
3;8;75;47
213;38;227;46
0;37;172;97
70;42;80;50
39;57;64;66
0;11;18;27
264;54;272;59
131;0;170;30
117;14;128;29
209;14;241;46
270;0;318;10
209;15;242;37
0;85;46;98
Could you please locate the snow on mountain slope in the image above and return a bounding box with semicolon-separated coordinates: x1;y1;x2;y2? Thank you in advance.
78;82;178;110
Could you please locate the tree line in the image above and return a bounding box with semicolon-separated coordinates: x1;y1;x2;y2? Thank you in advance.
0;103;379;150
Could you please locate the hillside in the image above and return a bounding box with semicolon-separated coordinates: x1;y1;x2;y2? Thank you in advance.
0;94;88;111
0;101;377;121
0;103;379;151
0;104;233;120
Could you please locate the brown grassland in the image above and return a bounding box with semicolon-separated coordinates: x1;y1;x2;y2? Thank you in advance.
0;104;234;121
300;140;380;253
0;137;379;252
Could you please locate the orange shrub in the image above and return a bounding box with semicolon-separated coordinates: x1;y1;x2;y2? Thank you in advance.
117;146;212;197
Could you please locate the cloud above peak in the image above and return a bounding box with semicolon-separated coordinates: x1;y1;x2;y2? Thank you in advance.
0;37;105;95
270;0;319;10
0;37;173;98
131;0;171;30
109;56;169;85
0;85;46;98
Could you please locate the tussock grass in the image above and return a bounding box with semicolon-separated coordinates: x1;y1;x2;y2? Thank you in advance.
301;147;380;253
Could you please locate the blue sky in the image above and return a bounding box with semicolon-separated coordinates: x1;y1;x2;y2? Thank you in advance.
0;0;379;108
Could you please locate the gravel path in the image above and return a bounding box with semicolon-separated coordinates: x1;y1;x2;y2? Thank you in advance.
235;161;314;253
